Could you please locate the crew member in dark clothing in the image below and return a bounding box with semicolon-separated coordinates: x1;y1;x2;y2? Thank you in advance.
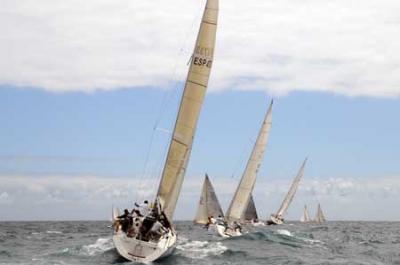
117;209;132;233
159;211;172;230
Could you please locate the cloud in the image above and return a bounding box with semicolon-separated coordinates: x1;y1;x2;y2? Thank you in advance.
0;174;400;221
1;0;399;97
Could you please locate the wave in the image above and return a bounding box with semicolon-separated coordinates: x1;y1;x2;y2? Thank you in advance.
81;237;114;256
176;240;227;259
0;250;11;257
46;230;63;234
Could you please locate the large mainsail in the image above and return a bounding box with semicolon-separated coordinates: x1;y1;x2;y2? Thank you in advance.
300;205;310;222
242;194;259;222
275;159;307;218
194;174;224;224
225;101;273;221
314;203;326;223
156;0;218;221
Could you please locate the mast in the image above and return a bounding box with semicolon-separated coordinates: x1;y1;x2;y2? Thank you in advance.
226;101;273;221
275;158;307;217
194;174;224;224
155;0;218;221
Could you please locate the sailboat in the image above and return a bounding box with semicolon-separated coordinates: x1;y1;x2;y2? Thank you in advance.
267;158;307;225
299;204;311;223
314;203;326;224
194;174;224;225
215;100;273;237
112;0;218;262
243;195;264;226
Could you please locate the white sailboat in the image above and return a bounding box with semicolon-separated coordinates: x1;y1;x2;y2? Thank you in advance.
215;101;273;237
267;158;307;225
194;174;224;225
299;204;311;223
112;0;218;262
314;203;326;224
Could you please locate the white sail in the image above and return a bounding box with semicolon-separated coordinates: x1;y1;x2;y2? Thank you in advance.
314;203;326;224
156;0;218;221
300;205;310;223
225;101;273;221
275;158;307;217
194;174;224;224
113;0;218;262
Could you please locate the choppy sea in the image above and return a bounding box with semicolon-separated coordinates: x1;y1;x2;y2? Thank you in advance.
0;221;399;265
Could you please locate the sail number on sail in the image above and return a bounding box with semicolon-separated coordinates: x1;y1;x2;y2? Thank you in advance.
193;46;214;68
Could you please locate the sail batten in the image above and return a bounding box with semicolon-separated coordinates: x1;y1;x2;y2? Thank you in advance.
226;101;273;221
275;158;307;218
156;0;218;221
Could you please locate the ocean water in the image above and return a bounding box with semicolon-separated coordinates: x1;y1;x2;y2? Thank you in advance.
0;221;399;265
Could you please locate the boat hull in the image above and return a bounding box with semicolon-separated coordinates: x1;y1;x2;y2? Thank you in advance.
113;230;176;262
215;224;242;238
267;215;284;225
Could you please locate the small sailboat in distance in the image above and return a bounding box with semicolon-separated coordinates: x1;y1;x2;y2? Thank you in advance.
194;174;224;225
267;158;307;225
300;205;311;223
112;0;218;262
314;203;326;224
243;194;258;223
215;100;273;237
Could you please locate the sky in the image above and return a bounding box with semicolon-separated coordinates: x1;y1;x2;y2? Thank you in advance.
0;0;399;221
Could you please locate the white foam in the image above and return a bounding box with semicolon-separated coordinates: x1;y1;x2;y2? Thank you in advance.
46;230;62;234
276;229;323;245
276;229;293;237
81;238;114;256
177;240;227;259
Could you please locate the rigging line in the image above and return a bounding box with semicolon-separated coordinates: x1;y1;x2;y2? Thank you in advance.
151;2;206;195
135;2;204;203
230;136;256;179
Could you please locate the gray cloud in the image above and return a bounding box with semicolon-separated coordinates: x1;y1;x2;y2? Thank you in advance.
1;0;400;97
0;174;399;221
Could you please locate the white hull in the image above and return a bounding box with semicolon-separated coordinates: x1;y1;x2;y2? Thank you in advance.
215;224;242;238
251;221;265;227
267;215;284;225
113;230;176;262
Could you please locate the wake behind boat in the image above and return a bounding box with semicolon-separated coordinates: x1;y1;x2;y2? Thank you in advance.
267;158;307;225
112;0;218;262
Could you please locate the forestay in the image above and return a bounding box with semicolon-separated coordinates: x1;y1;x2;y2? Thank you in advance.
225;101;273;221
276;159;307;217
194;174;224;224
155;0;218;221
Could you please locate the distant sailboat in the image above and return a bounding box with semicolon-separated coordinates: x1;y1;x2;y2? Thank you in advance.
242;194;258;222
314;203;326;224
194;174;224;224
215;101;273;237
267;158;307;225
112;0;218;262
300;205;311;223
